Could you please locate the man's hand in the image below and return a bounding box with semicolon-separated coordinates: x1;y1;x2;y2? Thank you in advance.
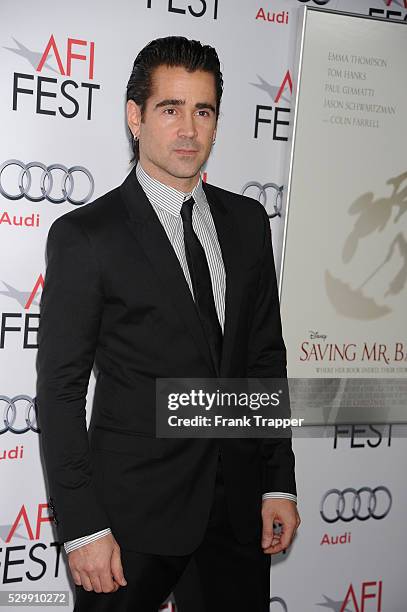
68;533;127;593
261;499;300;554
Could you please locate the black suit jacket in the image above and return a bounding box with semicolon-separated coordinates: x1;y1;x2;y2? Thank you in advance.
36;167;296;555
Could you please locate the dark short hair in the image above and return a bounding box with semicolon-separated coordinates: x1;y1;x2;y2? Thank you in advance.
126;36;223;161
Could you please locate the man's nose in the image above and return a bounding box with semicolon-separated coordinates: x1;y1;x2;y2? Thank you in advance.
177;114;198;139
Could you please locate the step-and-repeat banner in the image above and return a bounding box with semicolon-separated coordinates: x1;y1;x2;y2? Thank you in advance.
1;1;406;610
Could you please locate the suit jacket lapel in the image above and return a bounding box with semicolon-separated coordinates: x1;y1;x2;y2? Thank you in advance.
202;182;245;377
120;167;215;373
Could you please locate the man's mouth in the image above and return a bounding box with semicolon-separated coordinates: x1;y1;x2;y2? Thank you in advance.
173;148;199;156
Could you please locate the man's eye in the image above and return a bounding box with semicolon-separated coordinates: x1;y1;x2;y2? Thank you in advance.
164;108;176;115
197;110;210;117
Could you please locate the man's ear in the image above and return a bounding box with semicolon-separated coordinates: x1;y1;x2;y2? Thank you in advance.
127;100;142;139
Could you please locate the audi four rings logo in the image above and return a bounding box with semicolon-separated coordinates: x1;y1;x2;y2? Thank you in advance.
270;597;288;611
0;160;94;205
241;181;283;219
0;395;39;434
298;0;331;5
320;487;392;522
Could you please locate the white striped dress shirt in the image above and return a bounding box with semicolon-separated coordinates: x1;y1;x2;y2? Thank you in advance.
63;163;296;554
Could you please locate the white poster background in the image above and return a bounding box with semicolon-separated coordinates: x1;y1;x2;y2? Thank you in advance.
280;8;407;380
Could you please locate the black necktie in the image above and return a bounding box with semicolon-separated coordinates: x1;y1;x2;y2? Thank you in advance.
180;197;222;374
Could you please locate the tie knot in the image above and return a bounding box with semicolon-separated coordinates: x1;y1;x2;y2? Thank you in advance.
180;196;195;224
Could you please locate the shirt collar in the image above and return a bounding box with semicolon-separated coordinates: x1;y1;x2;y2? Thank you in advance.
136;161;208;217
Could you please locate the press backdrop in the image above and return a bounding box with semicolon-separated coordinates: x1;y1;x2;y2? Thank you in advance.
1;1;406;610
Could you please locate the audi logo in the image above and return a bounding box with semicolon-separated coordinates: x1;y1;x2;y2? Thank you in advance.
298;0;331;5
270;597;288;611
241;181;283;219
0;160;94;205
0;395;40;434
320;487;392;523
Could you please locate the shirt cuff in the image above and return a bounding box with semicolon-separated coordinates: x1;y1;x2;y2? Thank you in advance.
64;528;112;554
262;492;297;503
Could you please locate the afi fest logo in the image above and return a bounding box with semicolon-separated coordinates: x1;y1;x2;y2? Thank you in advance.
369;0;407;21
7;34;99;119
318;580;383;612
333;424;392;449
0;503;63;584
146;0;219;19
253;70;292;142
0;275;43;349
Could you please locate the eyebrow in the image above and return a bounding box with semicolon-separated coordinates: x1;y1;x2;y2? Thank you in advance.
154;99;216;113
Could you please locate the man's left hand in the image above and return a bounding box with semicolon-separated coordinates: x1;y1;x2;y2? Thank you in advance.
261;499;300;554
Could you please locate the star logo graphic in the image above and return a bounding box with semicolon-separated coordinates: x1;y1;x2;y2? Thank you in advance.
316;594;352;612
0;524;29;543
0;279;42;309
3;38;57;73
250;72;292;104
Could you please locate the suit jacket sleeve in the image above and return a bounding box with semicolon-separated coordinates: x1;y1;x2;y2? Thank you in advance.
247;205;297;496
36;215;110;543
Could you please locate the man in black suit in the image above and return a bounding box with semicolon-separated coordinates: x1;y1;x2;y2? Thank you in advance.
37;36;300;612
